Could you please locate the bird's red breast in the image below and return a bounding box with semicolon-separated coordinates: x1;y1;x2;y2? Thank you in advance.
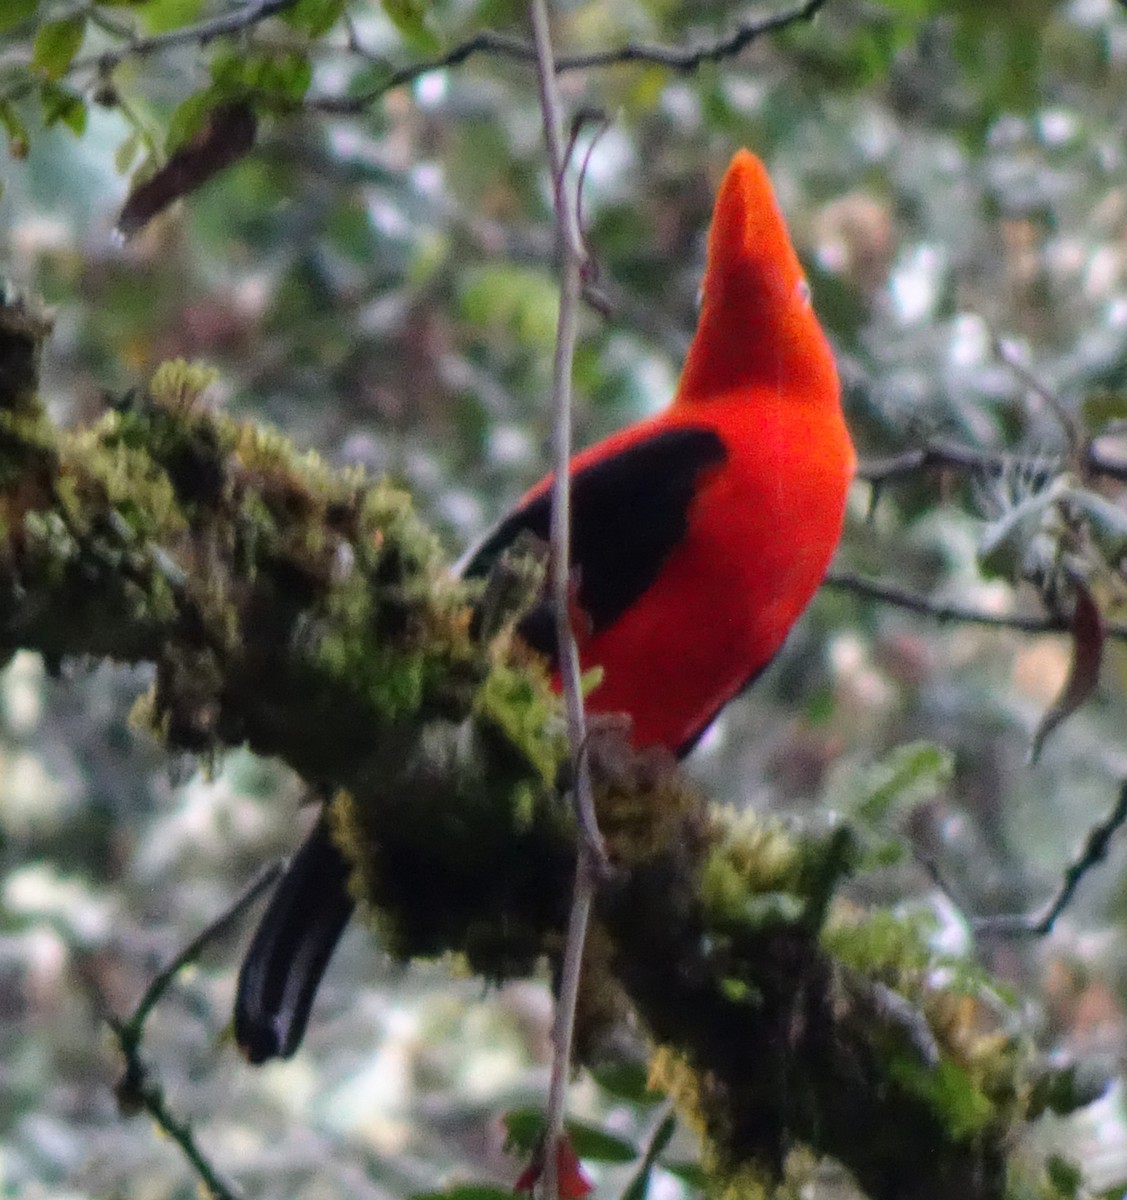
526;149;855;752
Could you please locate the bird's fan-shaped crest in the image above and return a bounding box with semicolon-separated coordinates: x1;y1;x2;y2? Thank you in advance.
676;150;838;405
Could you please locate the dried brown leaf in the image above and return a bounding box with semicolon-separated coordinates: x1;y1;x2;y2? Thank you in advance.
116;101;257;240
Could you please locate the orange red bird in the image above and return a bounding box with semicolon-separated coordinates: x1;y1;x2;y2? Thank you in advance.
235;149;855;1063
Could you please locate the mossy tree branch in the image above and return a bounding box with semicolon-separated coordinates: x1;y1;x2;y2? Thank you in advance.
0;299;1071;1200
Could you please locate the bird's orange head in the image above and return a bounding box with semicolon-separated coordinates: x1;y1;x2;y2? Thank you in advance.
675;150;838;407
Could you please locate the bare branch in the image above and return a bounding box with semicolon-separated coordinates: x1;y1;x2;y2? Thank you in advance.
857;442;1026;487
823;568;1127;641
73;0;304;73
108;1041;243;1200
55;0;828;109
107;862;282;1200
529;0;598;855
824;569;1066;632
312;0;830;114
555;0;829;71
856;440;1127;488
975;780;1127;936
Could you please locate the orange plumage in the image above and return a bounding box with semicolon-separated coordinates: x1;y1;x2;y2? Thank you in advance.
234;150;855;1063
518;149;854;751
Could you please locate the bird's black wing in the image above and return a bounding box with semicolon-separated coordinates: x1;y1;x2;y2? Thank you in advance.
235;425;726;1063
464;425;726;657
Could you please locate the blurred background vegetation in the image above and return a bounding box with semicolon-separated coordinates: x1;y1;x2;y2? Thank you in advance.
4;0;1127;1196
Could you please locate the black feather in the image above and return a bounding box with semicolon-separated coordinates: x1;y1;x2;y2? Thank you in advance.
234;819;353;1062
234;425;727;1062
465;426;726;658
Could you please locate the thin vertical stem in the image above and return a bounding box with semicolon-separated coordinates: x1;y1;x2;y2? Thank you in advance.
529;1;605;1197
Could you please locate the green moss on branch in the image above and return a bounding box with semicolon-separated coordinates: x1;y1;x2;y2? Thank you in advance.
0;298;1079;1200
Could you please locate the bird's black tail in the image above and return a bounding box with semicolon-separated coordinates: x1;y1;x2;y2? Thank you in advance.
234;818;356;1063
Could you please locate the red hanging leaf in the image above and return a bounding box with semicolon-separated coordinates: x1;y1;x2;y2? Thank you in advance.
1030;581;1104;764
514;1136;593;1197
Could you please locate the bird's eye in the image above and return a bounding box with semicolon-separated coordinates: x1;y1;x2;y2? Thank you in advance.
796;277;812;305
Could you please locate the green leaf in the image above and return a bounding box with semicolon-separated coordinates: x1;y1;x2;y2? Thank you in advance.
564;1119;637;1164
33;15;87;80
845;742;954;827
0;100;30;159
135;0;207;33
283;0;345;36
646;1113;675;1162
412;1188;514;1200
166;89;215;151
861;835;910;871
1082;390;1127;429
208;48;312;106
1045;1155;1082;1198
38;81;87;135
256;50;312;103
662;1160;707;1189
591;1061;664;1106
381;0;439;52
501;1110;637;1165
502;1108;543;1154
823;908;936;977
1028;1060;1111;1118
890;1055;994;1140
803;683;836;726
620;1164;653;1200
621;1112;677;1200
932;1058;996;1138
0;0;37;35
114;129;143;174
579;664;603;697
460;264;559;349
209;48;246;91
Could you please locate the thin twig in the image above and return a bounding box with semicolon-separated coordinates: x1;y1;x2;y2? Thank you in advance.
312;0;829;113
991;333;1084;460
974;780;1127;936
84;3;135;40
108;1042;243;1200
558;0;828;70
823;569;1127;641
531;0;595;846
128;859;284;1033
856;441;1127;487
301;30;527;114
857;442;1028;486
530;0;607;1196
72;0;303;73
105;861;283;1200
